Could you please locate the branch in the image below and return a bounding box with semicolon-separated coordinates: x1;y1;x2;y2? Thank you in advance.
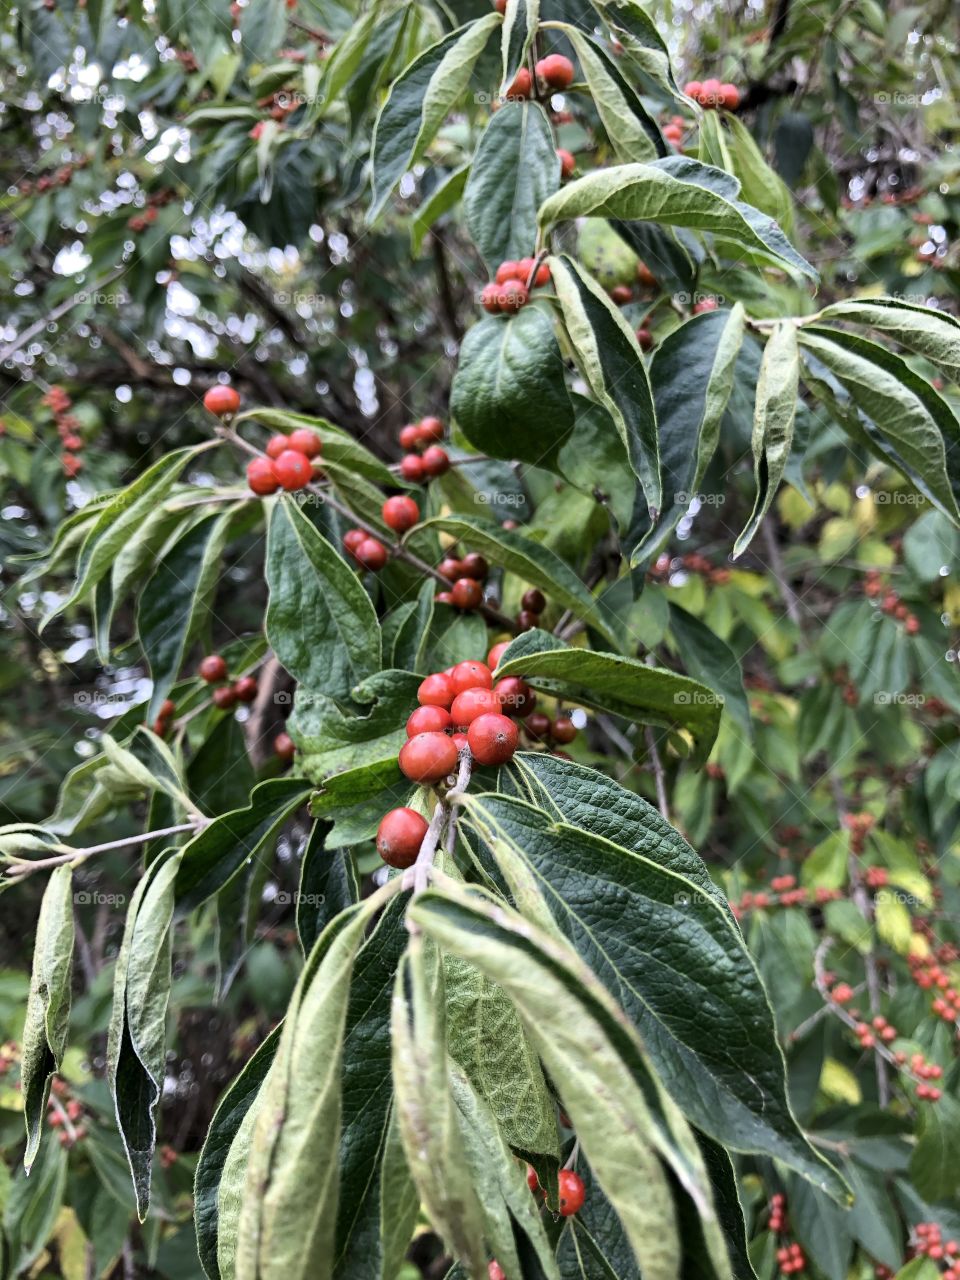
5;820;206;879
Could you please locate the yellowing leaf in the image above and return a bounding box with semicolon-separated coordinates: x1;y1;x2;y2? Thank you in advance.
875;893;913;954
819;1058;862;1106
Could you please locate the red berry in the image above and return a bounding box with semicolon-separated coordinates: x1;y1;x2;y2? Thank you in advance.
421;446;450;477
266;434;289;458
517;256;551;287
516;609;540;630
247;457;279;495
199;654;228;683
376;807;429;868
355;538;388;571
488;641;511;670
343;528;366;556
495;278;529;314
62;433;84;450
683;80;702;99
438;557;463;580
452;731;470;753
525;712;551;738
452;578;483;609
273;449;313;491
451;686;501;727
417;416;445;442
460;553;489;580
693;297;718;314
450;660;493;694
719;82;739;109
400;454;425;482
399;732;459;783
274;731;295;761
399;424;421;451
558;1168;585;1216
557;149;575;178
467;713;519;765
536;54;575;89
213;685;238;710
481;282;502;314
418;672;455;708
435;591;455;604
496;260;522;285
494;676;535;716
506;67;532;99
489;1264;506;1280
203;384;240;416
526;1164;539;1192
287;428;322;457
699;78;722;107
234;676;258;702
521;587;545;613
407;705;453;736
552;716;577;744
636;326;654;351
159;699;176;718
382;494;420;532
609;284;632;305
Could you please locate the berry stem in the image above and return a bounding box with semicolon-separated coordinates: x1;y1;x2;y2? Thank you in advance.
403;748;474;916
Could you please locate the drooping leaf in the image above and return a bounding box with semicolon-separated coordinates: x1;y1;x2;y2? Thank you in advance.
734;321;800;556
22;865;74;1172
494;628;722;763
415;517;625;650
411;165;470;257
587;0;682;100
463;102;559;271
549;253;660;513
500;0;537;89
449;306;575;472
815;298;960;384
266;496;382;699
369;15;502;221
538;157;817;283
4;1133;68;1278
107;853;181;1220
667;605;751;736
629;307;745;561
290;670;421;779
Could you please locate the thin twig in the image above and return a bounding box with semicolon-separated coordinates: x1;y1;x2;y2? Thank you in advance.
644;726;670;821
5;820;206;879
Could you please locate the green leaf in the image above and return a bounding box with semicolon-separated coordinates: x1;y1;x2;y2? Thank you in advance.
296;822;359;956
553;25;665;162
799;326;960;522
391;935;490;1276
100;728;192;813
175;778;312;911
379;1105;419;1280
910;1093;960;1202
463;102;558;271
500;0;536;89
549;253;660;513
290;670;421;779
107;853;180;1220
449;306;576;472
415;516;624;650
444;951;558;1156
41;443;215;628
411;165;470;257
369;15;502;221
237;410;397;489
138;509;237;722
411;882;732;1280
538;158;817;283
815;298;960;383
667;604;751;735
586;0;682;100
459;790;847;1203
723;113;795;235
266;496;381;699
195;1026;281;1280
21;865;74;1173
237;886;400;1280
3;1135;67;1278
734;321;800;556
495;628;722;763
630;307;745;561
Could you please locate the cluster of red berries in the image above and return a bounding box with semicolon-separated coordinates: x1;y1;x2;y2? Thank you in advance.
775;1242;806;1275
843;811;875;855
481;257;552;315
908;954;960;1027
150;697;177;737
526;1164;585;1215
662;115;688;148
851;1013;898;1051
48;1079;88;1148
376;652;537;867
17;154;89;197
199;653;259;710
730;883;843;918
863;572;921;633
768;1193;787;1232
648;552;731;587
913;1222;960;1269
864;865;889;888
246;428;323;495
42;385;87;477
435;549;490;611
682;78;740;110
900;1051;944;1101
127;206;159;233
343;494;423;572
398;416;449;483
500;53;576;98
